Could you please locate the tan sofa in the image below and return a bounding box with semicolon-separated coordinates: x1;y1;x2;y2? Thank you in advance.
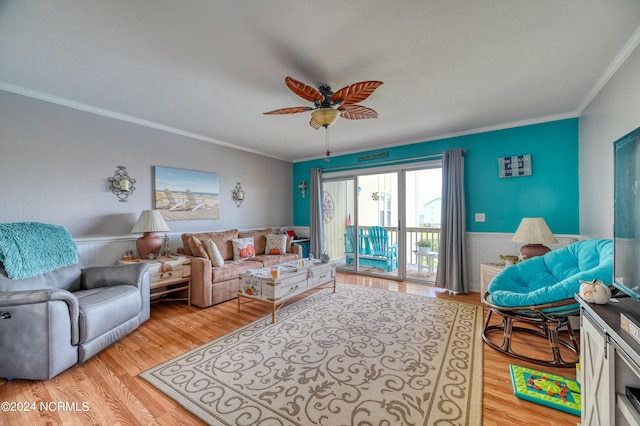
179;229;302;307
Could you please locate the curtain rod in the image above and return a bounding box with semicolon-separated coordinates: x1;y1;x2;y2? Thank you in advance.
313;149;467;173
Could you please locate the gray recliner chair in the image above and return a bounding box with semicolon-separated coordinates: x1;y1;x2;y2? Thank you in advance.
0;261;150;380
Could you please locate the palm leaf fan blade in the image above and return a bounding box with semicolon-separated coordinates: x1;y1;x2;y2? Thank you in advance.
285;76;324;103
332;81;383;105
309;117;322;129
339;104;378;120
263;106;313;115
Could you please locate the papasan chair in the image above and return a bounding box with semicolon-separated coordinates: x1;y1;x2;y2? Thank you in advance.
482;239;612;367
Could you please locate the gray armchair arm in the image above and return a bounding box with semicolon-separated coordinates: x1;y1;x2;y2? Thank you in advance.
81;262;151;324
82;263;149;289
0;288;80;345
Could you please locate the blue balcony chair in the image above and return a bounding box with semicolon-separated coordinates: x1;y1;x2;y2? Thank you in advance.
361;226;398;272
344;226;366;266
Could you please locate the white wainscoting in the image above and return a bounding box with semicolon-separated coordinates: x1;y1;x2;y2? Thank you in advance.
75;234;185;267
75;227;287;266
75;231;579;293
465;232;578;293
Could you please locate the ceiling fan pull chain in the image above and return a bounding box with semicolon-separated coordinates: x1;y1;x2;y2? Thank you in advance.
325;127;331;163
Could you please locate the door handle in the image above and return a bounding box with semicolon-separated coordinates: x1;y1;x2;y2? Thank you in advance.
0;312;11;319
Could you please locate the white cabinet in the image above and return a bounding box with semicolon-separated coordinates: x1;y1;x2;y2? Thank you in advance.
480;263;505;300
580;310;614;425
579;297;640;426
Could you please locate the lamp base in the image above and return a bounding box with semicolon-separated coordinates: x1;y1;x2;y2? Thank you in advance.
520;243;551;259
136;232;162;259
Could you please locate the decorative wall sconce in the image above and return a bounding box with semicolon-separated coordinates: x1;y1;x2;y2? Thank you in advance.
298;180;308;198
108;166;136;202
232;182;245;207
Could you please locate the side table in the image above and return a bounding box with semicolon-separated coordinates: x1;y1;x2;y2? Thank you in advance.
480;263;506;301
414;251;438;275
117;256;191;305
293;238;311;258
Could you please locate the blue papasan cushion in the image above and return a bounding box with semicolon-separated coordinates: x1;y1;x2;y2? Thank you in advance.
487;239;613;308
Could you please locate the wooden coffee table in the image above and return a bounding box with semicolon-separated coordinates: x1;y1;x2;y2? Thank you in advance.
238;260;336;323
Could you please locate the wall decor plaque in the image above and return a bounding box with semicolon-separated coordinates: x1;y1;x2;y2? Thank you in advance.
498;154;532;178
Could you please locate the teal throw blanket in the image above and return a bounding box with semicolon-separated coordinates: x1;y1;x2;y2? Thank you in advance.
0;222;78;280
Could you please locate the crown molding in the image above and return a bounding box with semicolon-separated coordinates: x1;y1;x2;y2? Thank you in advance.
0;82;289;162
576;24;640;115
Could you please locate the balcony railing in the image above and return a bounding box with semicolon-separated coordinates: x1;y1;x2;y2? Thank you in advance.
358;226;440;266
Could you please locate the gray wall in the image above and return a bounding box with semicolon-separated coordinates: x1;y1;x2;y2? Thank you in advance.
0;91;293;237
579;44;640;238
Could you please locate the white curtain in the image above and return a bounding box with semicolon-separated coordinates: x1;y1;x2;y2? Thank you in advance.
435;148;468;293
309;168;324;258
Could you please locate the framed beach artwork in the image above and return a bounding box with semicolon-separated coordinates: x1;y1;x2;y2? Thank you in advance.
153;166;220;220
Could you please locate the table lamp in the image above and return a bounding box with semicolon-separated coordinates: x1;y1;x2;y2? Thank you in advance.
511;217;558;259
131;210;170;259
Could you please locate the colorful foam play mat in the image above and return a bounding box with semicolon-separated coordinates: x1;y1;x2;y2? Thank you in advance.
509;364;581;416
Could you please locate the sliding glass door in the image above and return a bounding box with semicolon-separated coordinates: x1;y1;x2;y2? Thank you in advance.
355;172;399;278
322;178;355;271
404;167;442;284
322;161;441;282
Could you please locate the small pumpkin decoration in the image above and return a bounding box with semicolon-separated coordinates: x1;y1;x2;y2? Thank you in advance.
579;279;611;304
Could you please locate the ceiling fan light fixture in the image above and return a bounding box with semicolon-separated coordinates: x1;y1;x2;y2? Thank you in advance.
311;108;340;128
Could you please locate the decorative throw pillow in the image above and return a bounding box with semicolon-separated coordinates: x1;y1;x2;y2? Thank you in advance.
232;237;255;260
206;239;225;267
188;236;209;259
265;234;288;255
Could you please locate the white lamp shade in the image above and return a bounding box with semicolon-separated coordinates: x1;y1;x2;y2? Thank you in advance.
511;217;558;244
131;210;170;234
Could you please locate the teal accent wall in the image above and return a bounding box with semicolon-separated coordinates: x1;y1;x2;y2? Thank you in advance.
293;118;579;234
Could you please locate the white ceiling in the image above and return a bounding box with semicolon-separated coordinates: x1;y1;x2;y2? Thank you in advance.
1;1;640;162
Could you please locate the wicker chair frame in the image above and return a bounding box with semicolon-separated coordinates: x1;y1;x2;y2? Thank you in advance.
481;292;580;368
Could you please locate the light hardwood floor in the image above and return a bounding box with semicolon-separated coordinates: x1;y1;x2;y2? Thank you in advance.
0;272;579;425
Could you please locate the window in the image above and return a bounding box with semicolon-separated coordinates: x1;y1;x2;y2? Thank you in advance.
379;192;392;226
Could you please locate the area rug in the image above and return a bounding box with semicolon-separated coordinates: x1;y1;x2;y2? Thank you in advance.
140;284;483;425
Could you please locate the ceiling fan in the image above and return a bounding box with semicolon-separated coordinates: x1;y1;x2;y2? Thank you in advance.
264;76;383;129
